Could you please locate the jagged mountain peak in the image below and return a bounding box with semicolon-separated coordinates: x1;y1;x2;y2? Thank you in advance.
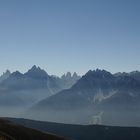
114;71;140;82
24;65;48;79
60;72;81;89
61;72;80;79
11;71;23;77
0;70;11;82
29;65;44;72
84;69;113;79
1;70;11;76
65;72;72;79
73;72;78;76
4;70;11;74
61;72;71;79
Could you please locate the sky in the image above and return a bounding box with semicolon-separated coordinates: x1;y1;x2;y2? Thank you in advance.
0;0;140;76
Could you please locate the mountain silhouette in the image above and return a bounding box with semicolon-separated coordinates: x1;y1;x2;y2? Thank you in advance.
28;69;140;126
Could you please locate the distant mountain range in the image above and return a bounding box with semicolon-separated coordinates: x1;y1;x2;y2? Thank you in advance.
0;66;140;126
26;69;140;126
0;65;80;117
0;65;80;92
35;69;140;110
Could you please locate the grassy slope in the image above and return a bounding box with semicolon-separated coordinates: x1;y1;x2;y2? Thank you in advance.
5;117;140;140
0;119;70;140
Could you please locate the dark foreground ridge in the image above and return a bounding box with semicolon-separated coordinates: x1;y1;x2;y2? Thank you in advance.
5;117;140;140
0;118;70;140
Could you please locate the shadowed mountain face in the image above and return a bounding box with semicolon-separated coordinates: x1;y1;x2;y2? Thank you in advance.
5;118;140;140
0;66;80;117
27;69;140;126
24;65;49;80
114;71;140;82
0;118;69;140
1;67;140;126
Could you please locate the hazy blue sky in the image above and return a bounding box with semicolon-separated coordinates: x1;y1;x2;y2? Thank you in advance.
0;0;140;76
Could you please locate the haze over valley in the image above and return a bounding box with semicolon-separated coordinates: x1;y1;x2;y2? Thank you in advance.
0;66;140;127
0;0;140;139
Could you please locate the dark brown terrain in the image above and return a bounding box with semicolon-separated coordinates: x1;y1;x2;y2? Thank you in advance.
0;119;70;140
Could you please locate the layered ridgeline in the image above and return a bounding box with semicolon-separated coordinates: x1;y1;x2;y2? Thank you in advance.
26;69;140;127
0;65;80;117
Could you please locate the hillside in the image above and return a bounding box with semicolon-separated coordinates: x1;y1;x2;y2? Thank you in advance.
5;118;140;140
0;118;70;140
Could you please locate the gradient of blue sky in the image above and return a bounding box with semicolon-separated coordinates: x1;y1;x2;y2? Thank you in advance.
0;0;140;76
